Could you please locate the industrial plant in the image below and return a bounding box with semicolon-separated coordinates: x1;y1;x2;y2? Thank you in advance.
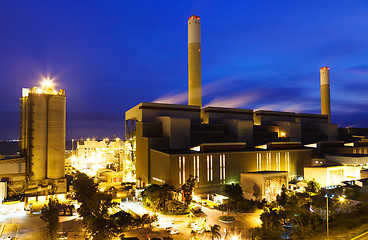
0;14;367;220
0;80;67;214
125;15;368;202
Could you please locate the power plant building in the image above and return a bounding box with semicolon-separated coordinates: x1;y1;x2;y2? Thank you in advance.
19;80;66;194
124;15;368;199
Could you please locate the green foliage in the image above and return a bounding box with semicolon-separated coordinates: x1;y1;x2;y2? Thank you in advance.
222;183;243;202
217;184;260;213
259;208;284;239
163;236;173;240
305;179;321;194
111;210;134;231
218;215;235;222
208;224;221;240
141;183;189;214
73;172;118;240
181;174;196;205
40;198;60;240
276;185;289;208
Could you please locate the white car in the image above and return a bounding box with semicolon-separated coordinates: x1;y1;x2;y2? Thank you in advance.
189;222;199;228
170;229;179;235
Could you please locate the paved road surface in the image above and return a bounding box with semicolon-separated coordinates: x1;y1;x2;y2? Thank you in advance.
0;223;18;239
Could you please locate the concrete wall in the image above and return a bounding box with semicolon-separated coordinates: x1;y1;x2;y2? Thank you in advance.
126;102;201;123
202;107;253;124
150;148;314;194
47;95;66;179
30;94;48;180
254;111;296;125
156;117;191;149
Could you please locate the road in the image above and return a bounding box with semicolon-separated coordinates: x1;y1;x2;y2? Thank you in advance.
351;231;368;240
122;200;262;239
0;211;83;240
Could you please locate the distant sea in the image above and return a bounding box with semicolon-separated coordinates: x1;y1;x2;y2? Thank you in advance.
0;141;19;155
0;140;77;155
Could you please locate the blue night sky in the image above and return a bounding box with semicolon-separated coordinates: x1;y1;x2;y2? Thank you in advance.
1;1;368;140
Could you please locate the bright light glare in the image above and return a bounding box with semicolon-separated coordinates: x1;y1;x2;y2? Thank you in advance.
231;235;240;240
280;132;286;137
339;197;345;202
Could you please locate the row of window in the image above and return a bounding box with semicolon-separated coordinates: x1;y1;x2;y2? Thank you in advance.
353;148;368;154
257;152;290;172
179;155;226;184
179;152;291;184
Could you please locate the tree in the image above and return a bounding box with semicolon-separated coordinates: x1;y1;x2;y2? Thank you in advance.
222;183;243;202
208;224;221;240
163;236;173;240
73;172;119;239
258;208;283;240
276;185;289;208
305;179;321;195
40;198;60;240
181;174;196;205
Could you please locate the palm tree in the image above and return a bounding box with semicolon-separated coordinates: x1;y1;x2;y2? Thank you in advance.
209;224;221;240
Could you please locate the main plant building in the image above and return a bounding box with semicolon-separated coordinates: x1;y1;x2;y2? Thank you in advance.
125;16;368;200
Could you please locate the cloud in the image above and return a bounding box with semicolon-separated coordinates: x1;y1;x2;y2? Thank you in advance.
152;91;188;104
205;91;261;108
345;65;368;74
152;76;240;104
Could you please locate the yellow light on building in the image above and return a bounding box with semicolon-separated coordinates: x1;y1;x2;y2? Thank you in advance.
280;132;286;138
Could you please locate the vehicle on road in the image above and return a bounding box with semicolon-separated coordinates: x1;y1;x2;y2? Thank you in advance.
170;229;179;235
58;231;68;239
188;222;199;228
165;226;173;232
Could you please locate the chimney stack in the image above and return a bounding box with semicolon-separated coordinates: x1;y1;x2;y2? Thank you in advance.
320;67;331;123
188;15;202;107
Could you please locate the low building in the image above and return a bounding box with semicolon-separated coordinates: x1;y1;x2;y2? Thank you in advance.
241;171;288;201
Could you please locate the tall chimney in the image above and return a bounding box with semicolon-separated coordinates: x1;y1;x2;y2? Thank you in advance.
320;67;331;123
188;15;202;107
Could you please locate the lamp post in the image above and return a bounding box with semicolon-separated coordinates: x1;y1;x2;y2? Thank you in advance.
325;194;345;240
326;194;329;240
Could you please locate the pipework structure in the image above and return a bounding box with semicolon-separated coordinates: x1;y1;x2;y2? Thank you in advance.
320;67;331;124
188;15;202;107
20;79;66;182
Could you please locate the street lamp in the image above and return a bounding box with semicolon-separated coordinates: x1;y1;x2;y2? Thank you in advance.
325;194;346;240
325;194;329;240
325;194;334;240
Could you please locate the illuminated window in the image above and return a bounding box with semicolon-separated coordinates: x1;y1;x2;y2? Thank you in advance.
197;156;200;182
207;156;209;181
179;156;185;184
183;156;186;184
193;156;200;182
207;155;213;182
220;154;226;183
285;152;290;172
267;153;272;170
179;157;182;184
257;153;262;171
210;155;213;181
277;152;281;171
